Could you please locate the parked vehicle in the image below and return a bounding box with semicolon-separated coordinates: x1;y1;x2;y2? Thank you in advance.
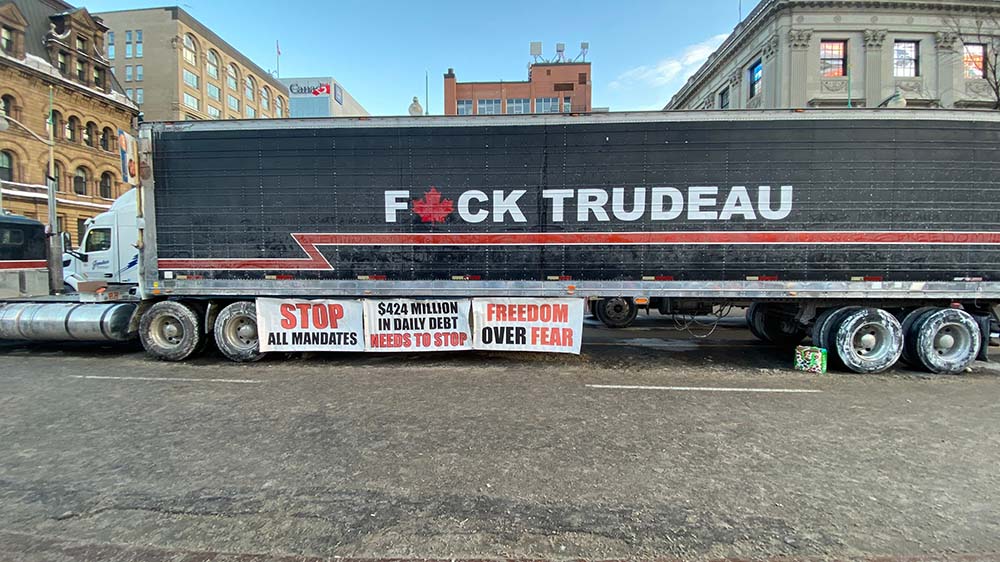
1;109;998;373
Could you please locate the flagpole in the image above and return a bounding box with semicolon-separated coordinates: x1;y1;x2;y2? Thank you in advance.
276;40;280;78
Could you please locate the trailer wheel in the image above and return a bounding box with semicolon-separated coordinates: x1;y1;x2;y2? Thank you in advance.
831;308;903;374
139;301;203;361
754;304;807;347
214;301;266;363
811;306;861;351
594;297;638;329
746;304;769;342
898;307;937;367
911;308;980;374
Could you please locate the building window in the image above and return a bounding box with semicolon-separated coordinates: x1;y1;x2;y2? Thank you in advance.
135;64;143;81
107;31;114;59
125;30;132;58
99;172;113;198
208;105;221;118
275;97;283;118
456;99;473;115
183;34;197;66
578;72;587;85
0;150;12;182
125;88;133;100
894;41;919;77
75;60;86;81
246;106;256;118
93;67;105;88
135;88;144;104
76;36;87;52
48;110;62;138
84;122;97;147
57;51;67;74
749;60;763;98
1;27;13;54
820;40;847;77
101;127;114;151
0;94;13;117
719;87;730;109
135;30;142;57
244;76;255;101
506;98;530;114
52;161;63;190
183;69;198;88
964;43;986;79
125;65;132;82
207;83;221;100
261;87;270;111
65;116;80;142
562;96;572;112
183;93;200;110
76;218;86;245
226;64;238;90
227;94;239;111
73;167;89;195
206;50;219;79
535;97;559;113
477;98;501;115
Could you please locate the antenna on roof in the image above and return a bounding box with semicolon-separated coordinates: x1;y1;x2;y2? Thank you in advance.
575;42;589;62
555;42;566;62
530;41;543;63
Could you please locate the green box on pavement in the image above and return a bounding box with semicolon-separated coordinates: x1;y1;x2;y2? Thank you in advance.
794;345;828;374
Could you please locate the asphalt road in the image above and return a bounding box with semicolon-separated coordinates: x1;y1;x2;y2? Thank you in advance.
1;316;999;562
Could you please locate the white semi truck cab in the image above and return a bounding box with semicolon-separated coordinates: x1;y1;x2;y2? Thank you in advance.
63;189;139;290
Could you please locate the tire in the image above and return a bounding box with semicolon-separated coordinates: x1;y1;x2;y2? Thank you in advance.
139;301;203;361
214;301;266;363
899;307;937;367
746;304;769;342
594;297;638;329
912;308;981;374
758;304;807;347
811;305;862;359
831;307;903;374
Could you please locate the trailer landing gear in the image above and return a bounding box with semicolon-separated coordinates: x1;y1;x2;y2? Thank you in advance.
747;303;808;347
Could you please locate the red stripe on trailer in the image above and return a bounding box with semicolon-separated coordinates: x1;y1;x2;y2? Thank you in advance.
0;260;47;270
156;230;1000;271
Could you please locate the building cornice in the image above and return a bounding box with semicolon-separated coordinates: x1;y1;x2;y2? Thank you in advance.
665;0;1000;109
0;52;138;116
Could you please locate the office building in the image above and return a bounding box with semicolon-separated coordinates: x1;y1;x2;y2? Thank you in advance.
279;76;368;118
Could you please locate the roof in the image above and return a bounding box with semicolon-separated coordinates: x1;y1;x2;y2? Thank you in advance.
93;6;289;95
0;0;133;103
0;212;45;228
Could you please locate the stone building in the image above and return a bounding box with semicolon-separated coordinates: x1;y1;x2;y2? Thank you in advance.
95;7;289;122
1;0;138;244
665;0;1000;111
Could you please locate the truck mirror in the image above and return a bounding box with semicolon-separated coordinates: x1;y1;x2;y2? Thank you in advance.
61;231;72;251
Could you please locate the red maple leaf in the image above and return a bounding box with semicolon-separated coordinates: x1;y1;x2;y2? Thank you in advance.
412;187;453;223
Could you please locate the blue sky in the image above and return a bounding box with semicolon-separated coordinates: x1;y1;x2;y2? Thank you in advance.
83;0;751;115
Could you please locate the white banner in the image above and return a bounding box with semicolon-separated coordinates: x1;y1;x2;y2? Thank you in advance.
256;298;364;352
472;298;584;354
364;299;471;352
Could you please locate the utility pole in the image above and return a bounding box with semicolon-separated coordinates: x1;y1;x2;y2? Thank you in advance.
46;85;62;293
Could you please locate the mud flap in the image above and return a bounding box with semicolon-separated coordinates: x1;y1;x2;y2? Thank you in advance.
976;315;990;362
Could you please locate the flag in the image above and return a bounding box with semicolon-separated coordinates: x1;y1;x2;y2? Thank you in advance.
312;83;331;96
276;40;281;56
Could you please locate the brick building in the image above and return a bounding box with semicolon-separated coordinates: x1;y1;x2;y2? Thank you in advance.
95;7;289;122
444;62;592;115
1;0;138;244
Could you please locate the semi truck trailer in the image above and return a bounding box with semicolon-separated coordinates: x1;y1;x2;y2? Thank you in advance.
1;109;998;373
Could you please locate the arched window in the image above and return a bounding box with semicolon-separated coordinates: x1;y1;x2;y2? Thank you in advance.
261;87;270;111
0;150;13;182
226;64;238;91
65;116;80;142
84;121;97;147
182;33;197;65
206;49;219;79
276;97;284;118
52;161;63;191
99;171;114;198
49;110;63;139
101;127;114;151
73;166;89;195
1;94;13;118
244;76;255;101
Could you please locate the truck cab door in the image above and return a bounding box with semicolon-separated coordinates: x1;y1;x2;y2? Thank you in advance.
79;227;117;281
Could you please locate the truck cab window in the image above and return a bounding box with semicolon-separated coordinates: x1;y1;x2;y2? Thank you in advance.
84;228;112;252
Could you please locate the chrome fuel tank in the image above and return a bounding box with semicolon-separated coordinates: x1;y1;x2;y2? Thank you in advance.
0;302;136;341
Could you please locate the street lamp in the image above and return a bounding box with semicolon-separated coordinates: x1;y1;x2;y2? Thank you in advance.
0;85;64;294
